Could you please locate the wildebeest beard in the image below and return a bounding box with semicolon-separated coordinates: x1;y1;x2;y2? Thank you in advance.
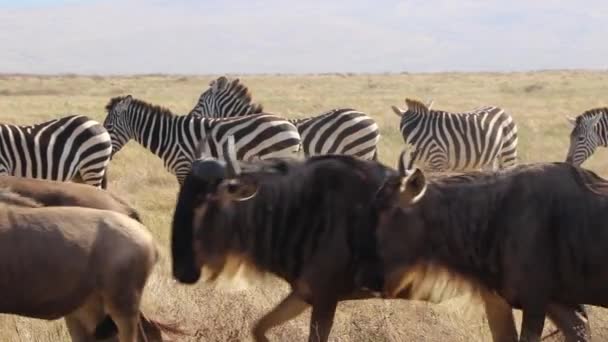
379;162;608;307
172;155;397;294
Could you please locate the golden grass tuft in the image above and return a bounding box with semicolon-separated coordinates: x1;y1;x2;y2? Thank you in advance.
1;71;608;341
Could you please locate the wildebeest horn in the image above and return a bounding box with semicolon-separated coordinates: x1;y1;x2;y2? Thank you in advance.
426;99;434;110
222;135;241;177
399;168;427;205
194;135;212;161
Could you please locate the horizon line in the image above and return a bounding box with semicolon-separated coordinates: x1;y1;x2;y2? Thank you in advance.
1;68;607;78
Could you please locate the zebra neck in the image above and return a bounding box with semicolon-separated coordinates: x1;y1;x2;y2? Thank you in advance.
400;111;424;130
128;108;199;162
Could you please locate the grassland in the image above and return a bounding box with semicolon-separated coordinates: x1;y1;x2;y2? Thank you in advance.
1;71;608;341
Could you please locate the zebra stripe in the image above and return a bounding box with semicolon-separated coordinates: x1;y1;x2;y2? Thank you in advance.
103;95;301;185
189;76;380;160
393;98;518;172
565;107;608;166
0;115;112;188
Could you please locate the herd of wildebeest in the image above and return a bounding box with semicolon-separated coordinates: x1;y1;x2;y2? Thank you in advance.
2;75;608;342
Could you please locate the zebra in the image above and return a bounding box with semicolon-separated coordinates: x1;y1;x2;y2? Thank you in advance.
103;95;302;185
565;107;608;166
188;76;380;160
0;115;112;188
392;98;518;173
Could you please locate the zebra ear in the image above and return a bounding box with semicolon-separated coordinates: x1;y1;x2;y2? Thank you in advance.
392;105;404;117
566;116;577;126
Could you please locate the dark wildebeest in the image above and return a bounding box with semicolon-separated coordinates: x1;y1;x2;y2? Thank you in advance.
171;136;398;342
374;163;606;342
0;175;183;341
0;190;158;342
395;159;591;342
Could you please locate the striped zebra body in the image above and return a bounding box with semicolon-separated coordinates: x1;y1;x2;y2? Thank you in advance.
291;108;379;159
104;95;301;184
566;107;608;166
0;115;112;188
189;76;380;160
393;99;518;173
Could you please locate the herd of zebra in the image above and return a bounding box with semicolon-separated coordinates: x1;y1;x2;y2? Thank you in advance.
1;75;606;186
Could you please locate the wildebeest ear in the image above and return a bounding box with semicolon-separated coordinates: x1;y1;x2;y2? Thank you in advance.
399;168;427;205
218;179;258;202
391;105;404;117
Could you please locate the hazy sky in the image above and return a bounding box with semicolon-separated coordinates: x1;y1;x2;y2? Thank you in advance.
1;0;607;74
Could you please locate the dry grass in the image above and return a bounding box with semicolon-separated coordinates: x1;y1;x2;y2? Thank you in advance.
1;71;608;341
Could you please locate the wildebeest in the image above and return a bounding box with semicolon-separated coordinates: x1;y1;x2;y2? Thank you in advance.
373;163;607;342
0;174;140;222
0;191;159;342
171;135;398;342
0;177;183;341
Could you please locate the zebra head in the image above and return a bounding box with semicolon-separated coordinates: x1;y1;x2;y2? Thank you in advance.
566;114;602;166
188;76;263;118
103;95;134;156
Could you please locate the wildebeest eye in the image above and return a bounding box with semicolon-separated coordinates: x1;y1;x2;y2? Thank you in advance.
226;182;239;194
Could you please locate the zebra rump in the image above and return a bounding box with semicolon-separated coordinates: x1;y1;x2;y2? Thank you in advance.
0;115;112;188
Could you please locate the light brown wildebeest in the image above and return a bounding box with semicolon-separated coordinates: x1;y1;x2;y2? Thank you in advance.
0;189;160;342
0;175;184;341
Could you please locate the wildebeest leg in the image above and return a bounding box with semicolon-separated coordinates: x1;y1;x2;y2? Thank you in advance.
519;308;546;342
481;290;518;342
252;291;309;342
308;297;338;342
65;316;91;342
546;303;591;342
105;289;141;342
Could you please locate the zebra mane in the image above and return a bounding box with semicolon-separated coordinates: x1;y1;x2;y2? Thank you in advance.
577;107;608;122
209;76;264;114
105;96;128;112
405;98;430;114
107;96;179;118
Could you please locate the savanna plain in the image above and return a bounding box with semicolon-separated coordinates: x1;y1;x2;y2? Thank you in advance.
1;71;608;341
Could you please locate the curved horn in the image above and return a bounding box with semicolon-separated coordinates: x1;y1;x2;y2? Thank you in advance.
194;136;212;161
223;135;241;177
426;99;434;110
